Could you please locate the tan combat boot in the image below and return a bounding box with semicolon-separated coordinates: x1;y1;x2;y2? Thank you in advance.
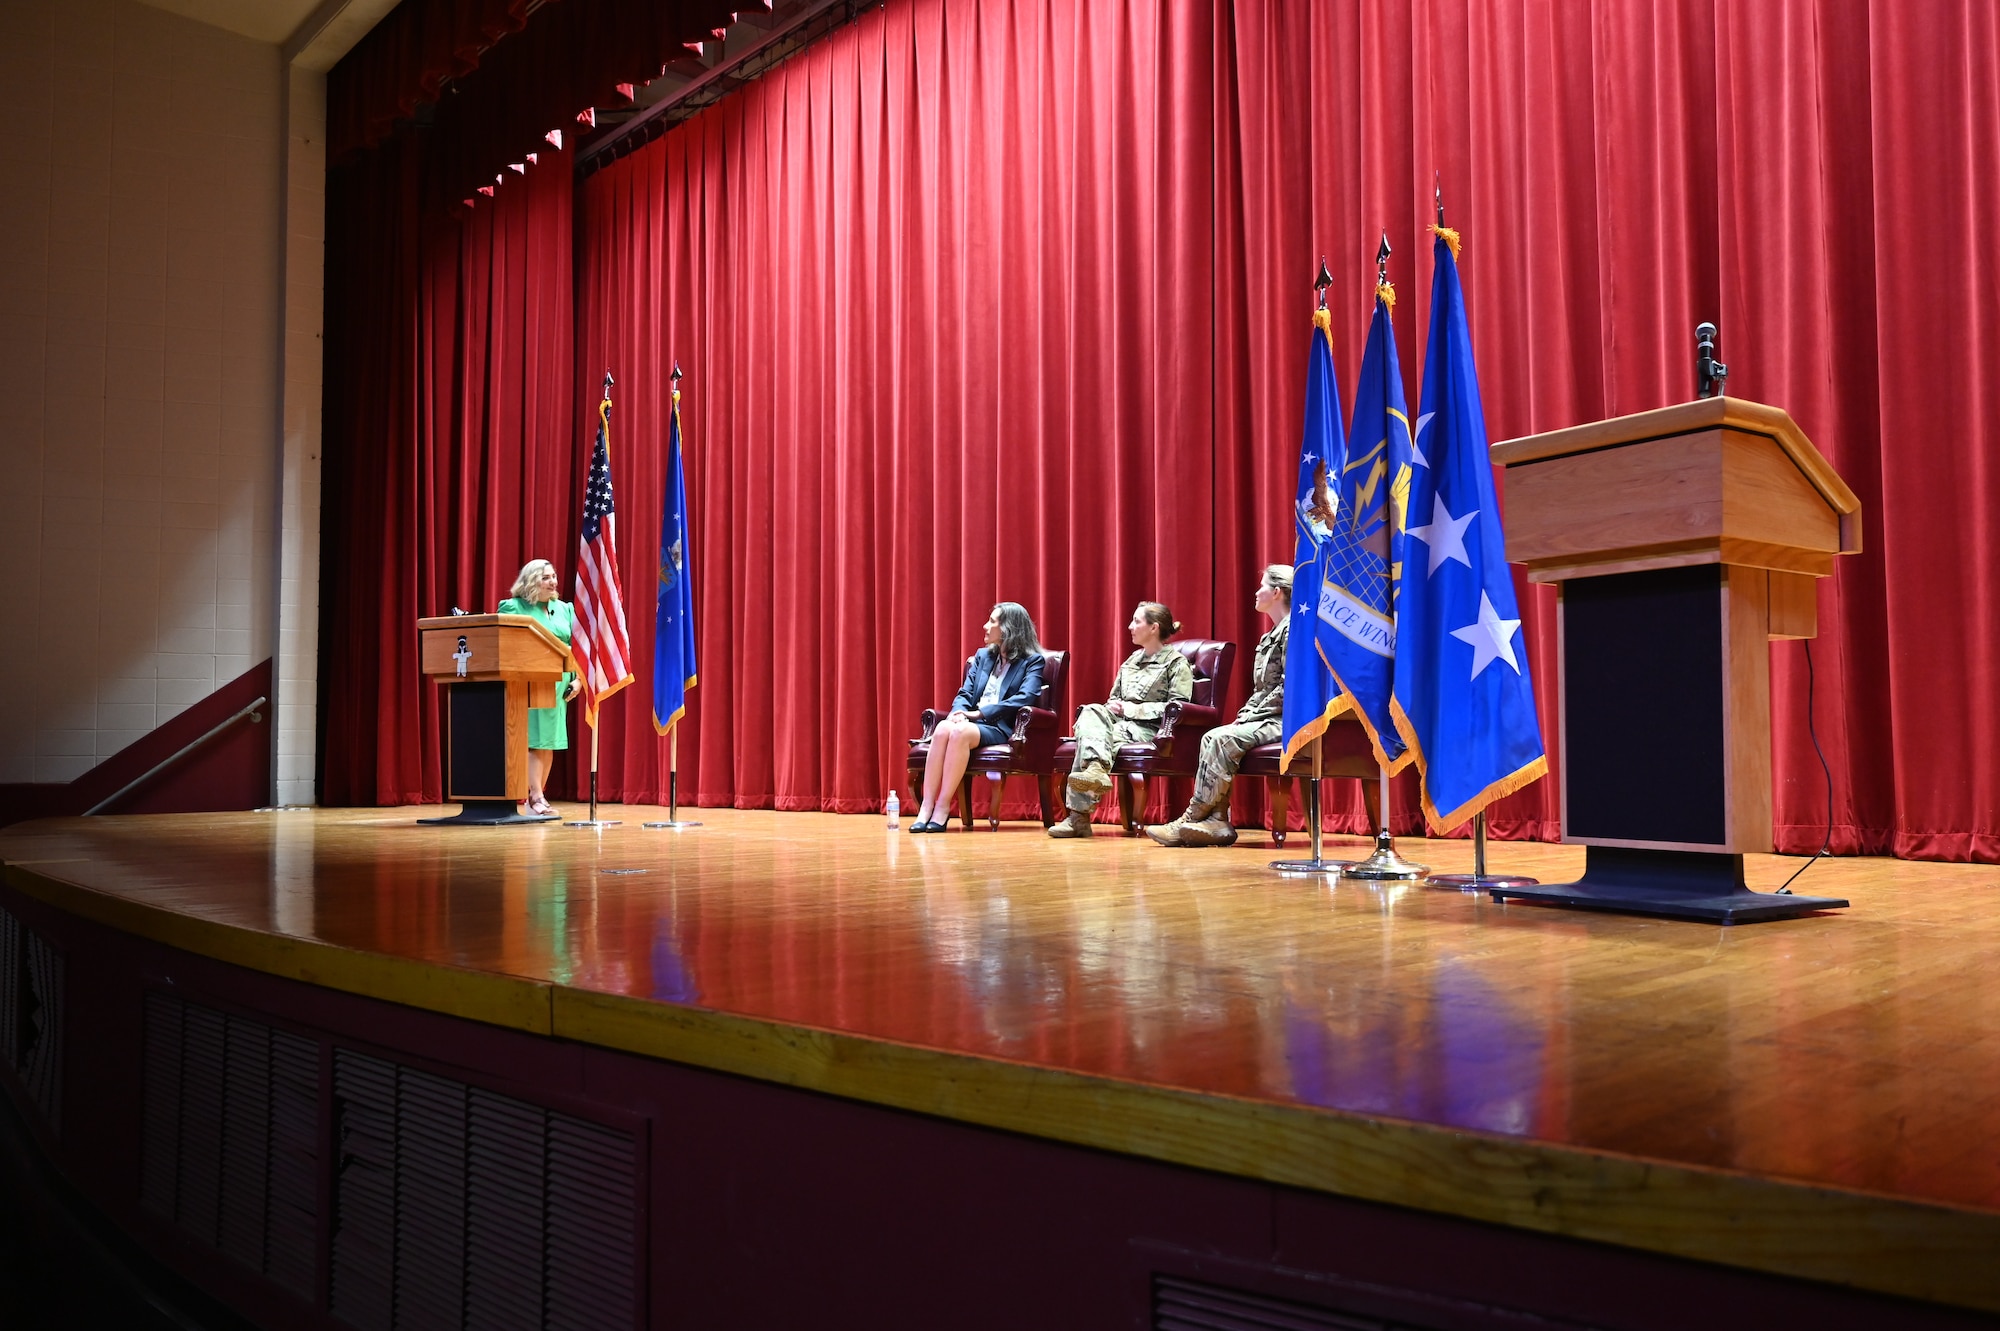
1178;815;1237;847
1046;809;1094;839
1144;819;1186;847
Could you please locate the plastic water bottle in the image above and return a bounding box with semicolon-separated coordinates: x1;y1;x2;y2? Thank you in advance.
885;790;900;829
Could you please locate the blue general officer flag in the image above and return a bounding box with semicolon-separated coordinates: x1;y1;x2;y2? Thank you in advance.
651;387;698;733
1281;308;1348;768
1317;290;1411;769
1390;228;1546;828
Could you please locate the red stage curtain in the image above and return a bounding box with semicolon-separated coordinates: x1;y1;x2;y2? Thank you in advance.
322;0;2000;861
320;135;576;805
575;0;1220;811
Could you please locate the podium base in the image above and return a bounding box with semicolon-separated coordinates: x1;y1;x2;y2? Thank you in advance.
418;800;559;827
1491;847;1846;924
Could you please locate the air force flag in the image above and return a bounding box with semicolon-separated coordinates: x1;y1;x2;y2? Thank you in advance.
1390;230;1547;828
1281;308;1347;768
1317;292;1411;770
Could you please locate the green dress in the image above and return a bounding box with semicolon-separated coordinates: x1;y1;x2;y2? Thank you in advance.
498;597;575;750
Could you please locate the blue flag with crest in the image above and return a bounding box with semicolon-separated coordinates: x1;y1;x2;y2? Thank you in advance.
1280;309;1347;768
652;388;698;733
1390;229;1546;827
1317;291;1411;770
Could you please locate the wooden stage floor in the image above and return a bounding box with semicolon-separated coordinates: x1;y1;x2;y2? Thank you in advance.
6;806;2000;1312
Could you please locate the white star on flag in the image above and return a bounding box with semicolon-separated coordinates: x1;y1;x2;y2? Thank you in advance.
1405;492;1477;575
1410;412;1434;468
1451;590;1522;679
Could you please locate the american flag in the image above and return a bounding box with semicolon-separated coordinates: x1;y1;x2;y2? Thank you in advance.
573;390;634;725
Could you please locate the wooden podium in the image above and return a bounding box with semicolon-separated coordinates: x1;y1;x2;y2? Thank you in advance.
1487;397;1860;922
416;614;574;825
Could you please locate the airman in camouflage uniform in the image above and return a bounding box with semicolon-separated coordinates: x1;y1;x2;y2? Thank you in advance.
1147;565;1293;848
1049;604;1195;838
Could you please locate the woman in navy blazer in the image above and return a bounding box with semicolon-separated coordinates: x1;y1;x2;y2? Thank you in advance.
911;602;1047;832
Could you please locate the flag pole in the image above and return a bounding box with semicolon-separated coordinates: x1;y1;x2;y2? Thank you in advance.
645;723;704;829
1269;737;1358;876
1427;811;1539;891
566;712;623;827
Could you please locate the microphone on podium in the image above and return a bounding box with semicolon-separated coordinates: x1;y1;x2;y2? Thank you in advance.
1695;321;1729;399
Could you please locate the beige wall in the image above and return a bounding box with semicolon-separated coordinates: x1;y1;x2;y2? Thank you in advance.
0;0;284;784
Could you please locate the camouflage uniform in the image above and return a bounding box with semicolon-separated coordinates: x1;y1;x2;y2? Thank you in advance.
1064;648;1195;814
1149;619;1287;845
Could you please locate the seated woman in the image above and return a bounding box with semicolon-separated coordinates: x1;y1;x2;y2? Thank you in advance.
498;558;583;816
1048;602;1194;839
1146;565;1292;847
911;602;1047;832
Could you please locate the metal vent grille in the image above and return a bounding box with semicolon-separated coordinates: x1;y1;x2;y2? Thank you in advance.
0;906;17;1067
1154;1275;1402;1331
140;992;320;1299
0;905;65;1133
330;1051;640;1331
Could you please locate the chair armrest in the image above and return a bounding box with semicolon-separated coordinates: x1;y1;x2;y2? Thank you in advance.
1007;705;1050;743
913;708;945;745
1154;699;1221;744
1010;707;1062;767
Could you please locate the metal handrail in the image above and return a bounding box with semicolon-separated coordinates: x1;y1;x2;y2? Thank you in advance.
84;695;268;816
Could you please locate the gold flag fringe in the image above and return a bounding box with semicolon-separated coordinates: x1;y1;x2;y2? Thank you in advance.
1429;223;1462;261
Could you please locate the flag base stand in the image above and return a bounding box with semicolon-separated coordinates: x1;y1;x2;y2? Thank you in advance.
419;800;560;827
1429;872;1538;891
1341;769;1427;880
1426;813;1537;891
643;820;702;829
1341;830;1429;881
1269;858;1357;874
1491;847;1847;924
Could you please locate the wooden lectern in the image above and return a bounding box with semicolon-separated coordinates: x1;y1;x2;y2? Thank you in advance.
1488;397;1860;922
415;614;575;825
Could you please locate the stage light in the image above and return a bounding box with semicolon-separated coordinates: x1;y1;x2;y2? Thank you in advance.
526;152;538;166
577;107;596;127
509;162;525;174
546;128;563;149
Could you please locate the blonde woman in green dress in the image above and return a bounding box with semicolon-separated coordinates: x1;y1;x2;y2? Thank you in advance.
498;559;581;816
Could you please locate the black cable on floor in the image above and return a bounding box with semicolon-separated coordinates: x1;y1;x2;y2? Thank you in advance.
1776;637;1834;895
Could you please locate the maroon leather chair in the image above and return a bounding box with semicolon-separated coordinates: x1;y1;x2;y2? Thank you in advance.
1055;638;1236;835
1238;716;1378;845
907;650;1069;829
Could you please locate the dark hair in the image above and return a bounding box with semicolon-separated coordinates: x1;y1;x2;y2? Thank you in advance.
992;602;1042;661
1137;602;1180;641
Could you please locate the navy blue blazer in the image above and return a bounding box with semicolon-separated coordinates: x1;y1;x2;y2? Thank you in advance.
948;648;1047;733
